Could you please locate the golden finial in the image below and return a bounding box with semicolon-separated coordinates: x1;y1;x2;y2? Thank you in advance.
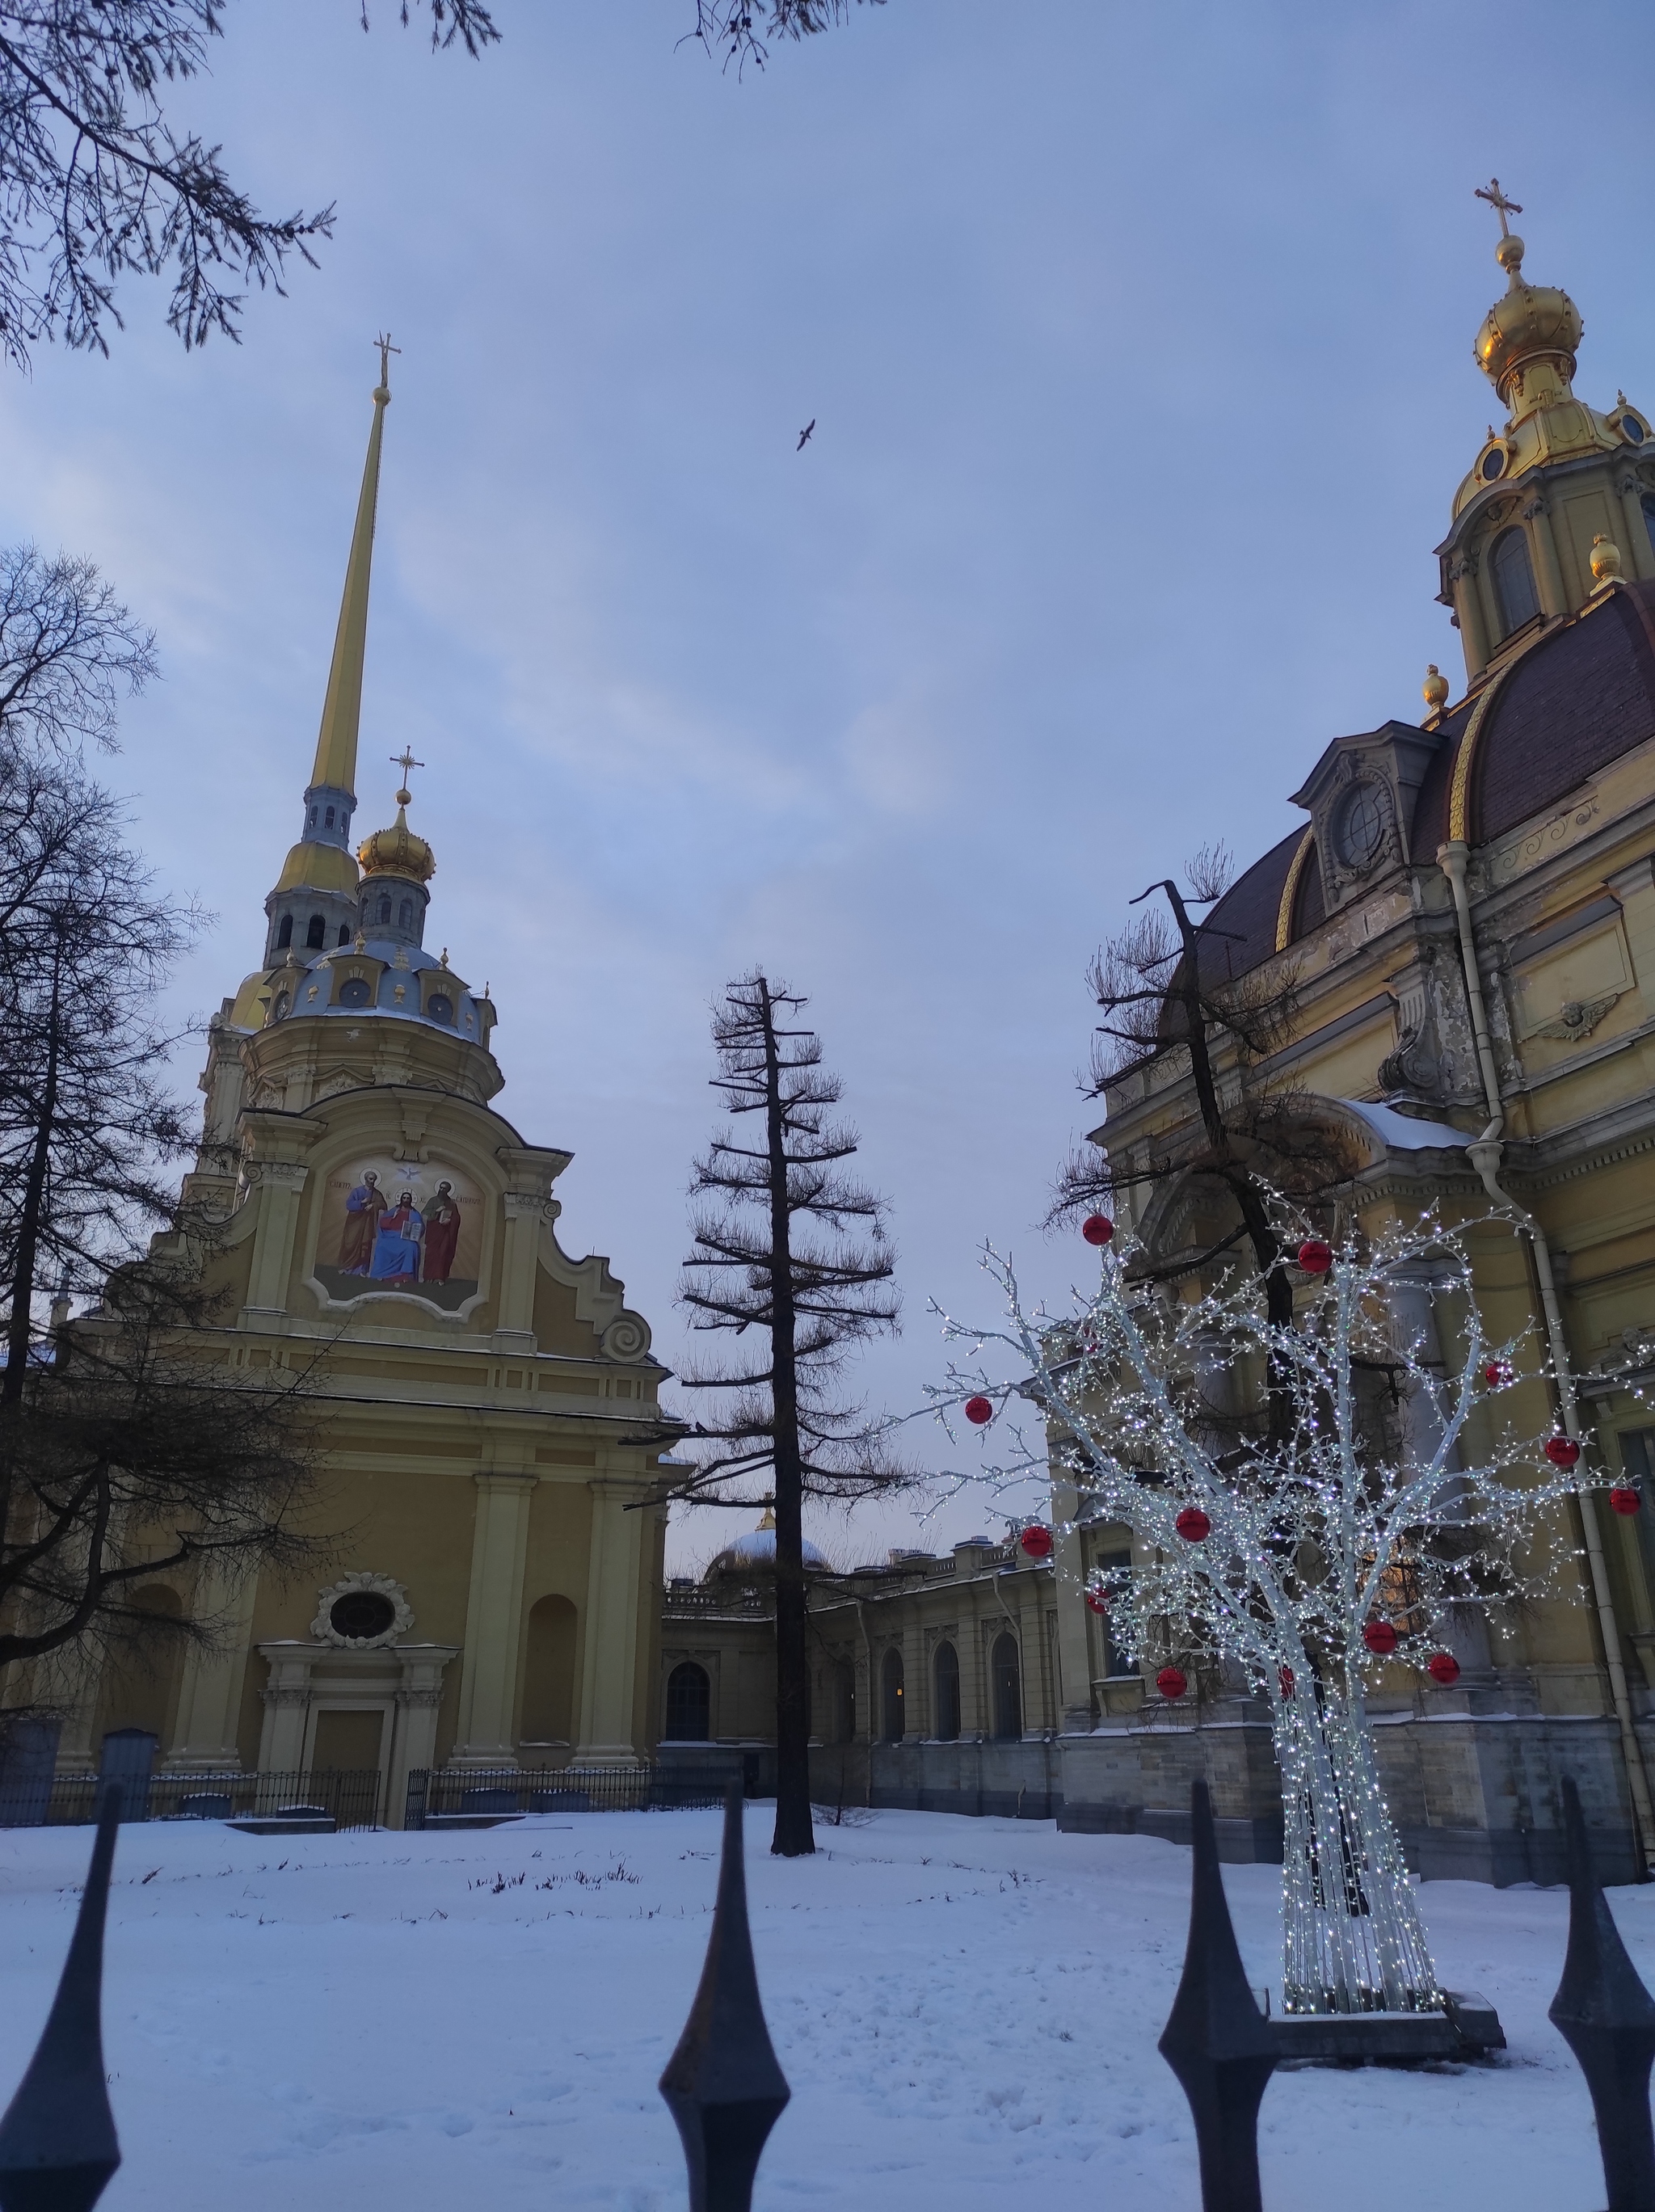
1475;177;1526;276
1590;533;1623;592
1422;664;1450;717
354;930;366;952
390;748;423;808
375;330;400;400
439;947;450;968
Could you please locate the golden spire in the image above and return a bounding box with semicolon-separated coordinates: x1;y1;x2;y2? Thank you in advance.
309;335;398;797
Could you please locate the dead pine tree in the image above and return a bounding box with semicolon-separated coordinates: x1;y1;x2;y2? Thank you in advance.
667;972;902;1858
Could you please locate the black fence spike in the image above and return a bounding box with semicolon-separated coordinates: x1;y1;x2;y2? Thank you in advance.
1158;1779;1278;2212
1549;1775;1655;2212
0;1783;123;2212
659;1782;790;2212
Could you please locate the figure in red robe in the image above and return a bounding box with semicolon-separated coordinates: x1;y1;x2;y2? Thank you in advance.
423;1181;462;1284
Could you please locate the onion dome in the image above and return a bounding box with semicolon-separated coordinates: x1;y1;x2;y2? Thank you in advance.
703;1508;829;1581
1474;229;1582;415
357;784;435;883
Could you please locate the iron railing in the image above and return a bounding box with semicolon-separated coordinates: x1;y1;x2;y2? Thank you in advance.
27;1768;384;1831
0;1772;1650;2212
404;1759;743;1826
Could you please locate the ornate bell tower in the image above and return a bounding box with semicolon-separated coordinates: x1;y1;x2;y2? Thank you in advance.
1435;181;1655;685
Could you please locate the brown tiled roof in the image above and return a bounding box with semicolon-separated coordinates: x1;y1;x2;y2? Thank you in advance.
1196;828;1303;988
1165;580;1655;994
1469;583;1655;842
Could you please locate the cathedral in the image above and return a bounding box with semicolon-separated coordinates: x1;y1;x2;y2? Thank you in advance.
37;356;672;1816
665;200;1655;1885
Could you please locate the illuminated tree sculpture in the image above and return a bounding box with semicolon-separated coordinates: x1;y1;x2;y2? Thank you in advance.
930;1207;1587;2017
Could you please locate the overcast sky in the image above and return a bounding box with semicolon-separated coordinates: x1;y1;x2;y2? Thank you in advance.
4;1;1653;1570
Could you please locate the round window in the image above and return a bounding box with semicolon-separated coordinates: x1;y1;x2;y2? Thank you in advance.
329;1590;397;1642
272;991;290;1022
1480;445;1507;481
426;992;454;1025
338;976;373;1009
1335;784;1387;869
1622;413;1647;444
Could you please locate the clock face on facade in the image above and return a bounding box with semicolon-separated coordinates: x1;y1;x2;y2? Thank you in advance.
1336;784;1387;869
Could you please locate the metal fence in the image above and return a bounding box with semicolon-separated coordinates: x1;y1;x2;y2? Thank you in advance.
405;1759;743;1826
26;1768;384;1831
0;1772;1649;2212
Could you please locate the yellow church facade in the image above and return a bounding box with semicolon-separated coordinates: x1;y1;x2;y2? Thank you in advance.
651;203;1655;1885
30;364;672;1821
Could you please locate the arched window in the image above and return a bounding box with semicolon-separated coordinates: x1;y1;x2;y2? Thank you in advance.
881;1646;905;1742
992;1633;1022;1741
933;1641;960;1741
1491;525;1540;636
276;914;293;949
324;807;335;828
377;895;392;924
663;1661;711;1742
337;925;351;946
1642;495;1655;562
398;899;413;930
308;807;317;827
521;1595;578;1745
305;913;326;950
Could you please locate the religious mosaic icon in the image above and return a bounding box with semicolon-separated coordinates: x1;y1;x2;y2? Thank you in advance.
314;1159;482;1311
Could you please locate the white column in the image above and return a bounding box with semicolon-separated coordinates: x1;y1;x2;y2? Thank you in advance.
387;1645;461;1827
241;1159;310;1321
449;1473;538;1763
255;1645;314;1771
575;1479;647;1764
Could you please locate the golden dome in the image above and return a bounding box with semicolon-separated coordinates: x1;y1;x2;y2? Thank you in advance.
356;794;435;883
1474;232;1582;411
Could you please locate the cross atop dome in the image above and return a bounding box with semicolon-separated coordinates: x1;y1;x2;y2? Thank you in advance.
391;748;424;807
1474;177;1522;237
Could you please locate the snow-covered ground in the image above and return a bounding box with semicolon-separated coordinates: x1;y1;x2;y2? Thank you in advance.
0;1805;1637;2211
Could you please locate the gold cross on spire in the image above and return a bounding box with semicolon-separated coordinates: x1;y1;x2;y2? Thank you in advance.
391;748;424;807
375;331;402;394
1474;178;1522;237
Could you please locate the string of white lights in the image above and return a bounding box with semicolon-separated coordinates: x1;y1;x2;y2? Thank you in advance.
924;1202;1597;2016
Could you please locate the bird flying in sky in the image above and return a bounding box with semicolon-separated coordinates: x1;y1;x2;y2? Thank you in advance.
797;419;815;451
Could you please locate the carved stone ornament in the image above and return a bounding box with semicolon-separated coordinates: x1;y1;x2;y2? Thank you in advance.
601;1312;651;1361
310;1570;415;1649
1531;991;1621;1043
1377;1022;1449;1101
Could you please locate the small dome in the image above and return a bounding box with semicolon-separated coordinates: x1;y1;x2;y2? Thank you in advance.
703;1511;829;1581
357;798;435;885
1474;234;1582;409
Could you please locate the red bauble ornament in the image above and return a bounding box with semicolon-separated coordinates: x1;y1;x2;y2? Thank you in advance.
963;1395;994;1427
1084;1589;1110;1615
1296;1238;1333;1275
1362;1620;1399;1656
1174;1506;1211;1543
1020;1524;1054;1560
1545;1435;1581;1469
1611;1487;1643;1517
1082;1213;1115;1247
1483;1360;1512;1388
1278;1665;1295;1700
1427;1651;1461;1687
1156;1666;1188;1701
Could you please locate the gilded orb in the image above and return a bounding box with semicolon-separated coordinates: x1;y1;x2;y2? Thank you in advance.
1590;533;1623;591
1422;664;1450;716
